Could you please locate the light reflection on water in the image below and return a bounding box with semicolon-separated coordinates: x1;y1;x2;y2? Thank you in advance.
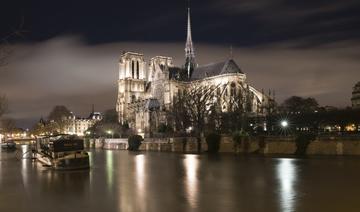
276;158;297;212
183;154;200;209
2;149;360;212
106;150;114;190
135;154;146;211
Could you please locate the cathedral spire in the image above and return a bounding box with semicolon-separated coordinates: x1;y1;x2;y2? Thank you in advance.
186;8;194;54
185;4;196;79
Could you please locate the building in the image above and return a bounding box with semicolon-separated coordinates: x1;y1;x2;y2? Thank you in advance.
116;8;272;137
65;111;102;136
352;82;360;109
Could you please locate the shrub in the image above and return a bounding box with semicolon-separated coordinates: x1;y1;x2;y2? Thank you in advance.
258;135;266;149
232;130;250;152
232;131;243;146
206;132;221;153
128;135;143;151
157;123;172;133
295;132;316;155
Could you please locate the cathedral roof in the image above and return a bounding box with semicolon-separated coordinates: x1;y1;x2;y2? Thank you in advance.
191;59;243;80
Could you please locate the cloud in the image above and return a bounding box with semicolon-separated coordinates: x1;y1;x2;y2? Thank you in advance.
206;0;360;45
0;35;359;128
210;0;359;20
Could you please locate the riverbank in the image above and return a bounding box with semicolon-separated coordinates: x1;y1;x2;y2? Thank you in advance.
85;135;360;156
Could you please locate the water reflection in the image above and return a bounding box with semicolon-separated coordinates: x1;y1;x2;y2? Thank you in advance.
20;145;31;192
183;154;199;209
3;149;360;212
135;154;146;211
276;159;297;212
106;150;114;190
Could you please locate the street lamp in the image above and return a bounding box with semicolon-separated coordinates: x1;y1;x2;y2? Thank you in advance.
280;120;290;136
186;126;193;134
281;120;289;128
107;130;113;138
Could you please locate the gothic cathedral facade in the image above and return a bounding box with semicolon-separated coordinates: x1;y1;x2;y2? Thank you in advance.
116;8;273;137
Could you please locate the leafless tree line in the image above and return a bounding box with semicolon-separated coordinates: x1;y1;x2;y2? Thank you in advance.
166;81;258;152
0;18;26;128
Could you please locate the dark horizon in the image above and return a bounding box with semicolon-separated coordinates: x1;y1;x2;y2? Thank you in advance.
1;0;360;128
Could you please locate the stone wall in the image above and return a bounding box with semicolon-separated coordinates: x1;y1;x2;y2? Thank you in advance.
307;141;339;155
85;136;360;156
343;141;360;155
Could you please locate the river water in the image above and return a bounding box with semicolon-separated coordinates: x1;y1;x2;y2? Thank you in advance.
1;146;360;212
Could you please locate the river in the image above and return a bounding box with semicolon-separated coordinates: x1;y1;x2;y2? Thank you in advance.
1;146;360;212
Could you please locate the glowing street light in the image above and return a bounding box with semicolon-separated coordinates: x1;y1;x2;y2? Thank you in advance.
281;120;289;128
186;126;193;134
107;130;113;138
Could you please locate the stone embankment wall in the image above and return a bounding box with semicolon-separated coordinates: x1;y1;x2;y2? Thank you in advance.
85;137;203;153
84;136;360;156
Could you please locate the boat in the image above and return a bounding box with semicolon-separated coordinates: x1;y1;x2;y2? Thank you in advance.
35;135;90;170
1;141;16;151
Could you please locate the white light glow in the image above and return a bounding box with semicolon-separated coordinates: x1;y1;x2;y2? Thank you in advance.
135;154;146;211
281;120;289;128
276;159;297;212
106;151;114;189
183;154;199;209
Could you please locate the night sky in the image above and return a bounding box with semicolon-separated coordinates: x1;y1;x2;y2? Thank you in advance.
1;0;360;128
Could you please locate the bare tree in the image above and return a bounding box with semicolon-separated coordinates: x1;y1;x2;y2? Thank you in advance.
47;105;72;134
0;19;26;124
168;91;191;134
87;109;131;138
0;95;7;118
169;83;221;152
0;18;25;68
0;118;16;132
222;82;254;133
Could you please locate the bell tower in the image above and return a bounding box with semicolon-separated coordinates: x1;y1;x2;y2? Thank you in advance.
116;52;146;124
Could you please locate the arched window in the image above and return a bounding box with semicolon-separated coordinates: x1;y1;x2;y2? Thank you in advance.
136;61;140;79
131;61;135;78
230;82;236;96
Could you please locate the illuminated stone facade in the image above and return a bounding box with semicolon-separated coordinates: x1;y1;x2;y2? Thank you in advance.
65;112;102;136
116;8;272;137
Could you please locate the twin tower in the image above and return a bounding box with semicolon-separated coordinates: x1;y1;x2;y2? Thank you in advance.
116;8;196;125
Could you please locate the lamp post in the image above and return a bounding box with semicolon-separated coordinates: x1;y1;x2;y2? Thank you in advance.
107;130;113;138
281;120;288;128
280;120;289;136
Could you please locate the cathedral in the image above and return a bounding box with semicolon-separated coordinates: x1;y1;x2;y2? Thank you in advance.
116;8;272;137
